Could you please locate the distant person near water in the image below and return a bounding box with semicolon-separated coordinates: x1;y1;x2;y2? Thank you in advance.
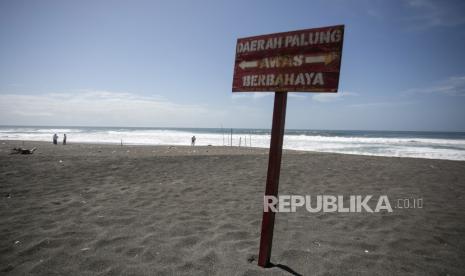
191;136;196;146
63;134;67;145
52;133;58;145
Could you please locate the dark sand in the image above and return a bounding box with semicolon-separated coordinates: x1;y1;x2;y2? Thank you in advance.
1;140;465;275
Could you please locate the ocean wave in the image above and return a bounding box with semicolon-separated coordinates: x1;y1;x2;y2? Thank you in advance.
1;127;464;161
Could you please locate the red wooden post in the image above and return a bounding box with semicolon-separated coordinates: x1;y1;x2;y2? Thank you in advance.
258;91;288;267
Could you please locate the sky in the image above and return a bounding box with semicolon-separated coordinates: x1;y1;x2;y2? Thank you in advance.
0;0;464;131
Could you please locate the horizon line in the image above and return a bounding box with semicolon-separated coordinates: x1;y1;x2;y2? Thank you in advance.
0;124;464;134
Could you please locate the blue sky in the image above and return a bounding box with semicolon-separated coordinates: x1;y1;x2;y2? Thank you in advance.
1;0;464;131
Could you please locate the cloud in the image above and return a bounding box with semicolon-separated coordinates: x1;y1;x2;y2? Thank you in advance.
404;76;465;96
0;90;273;128
349;101;414;108
0;90;216;127
312;91;358;103
288;93;307;99
232;92;307;100
231;92;273;100
367;8;383;20
403;0;465;29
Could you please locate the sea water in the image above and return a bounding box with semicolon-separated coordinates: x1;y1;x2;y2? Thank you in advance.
1;126;465;161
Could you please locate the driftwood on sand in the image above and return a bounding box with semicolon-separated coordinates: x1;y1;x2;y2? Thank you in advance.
11;147;37;155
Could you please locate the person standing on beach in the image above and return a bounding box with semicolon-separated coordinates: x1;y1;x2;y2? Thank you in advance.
191;136;196;146
53;133;58;145
63;134;67;145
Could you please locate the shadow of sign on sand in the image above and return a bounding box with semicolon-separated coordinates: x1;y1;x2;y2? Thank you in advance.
270;262;303;276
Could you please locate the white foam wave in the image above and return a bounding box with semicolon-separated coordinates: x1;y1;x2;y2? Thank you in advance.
1;128;464;161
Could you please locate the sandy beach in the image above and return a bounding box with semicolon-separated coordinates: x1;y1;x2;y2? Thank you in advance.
1;140;465;275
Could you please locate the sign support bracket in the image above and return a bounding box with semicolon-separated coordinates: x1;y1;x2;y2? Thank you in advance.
258;91;288;267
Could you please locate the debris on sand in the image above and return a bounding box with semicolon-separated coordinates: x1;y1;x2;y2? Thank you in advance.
10;147;37;155
246;254;257;263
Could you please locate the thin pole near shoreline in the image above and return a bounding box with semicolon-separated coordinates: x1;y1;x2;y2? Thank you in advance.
221;124;225;146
